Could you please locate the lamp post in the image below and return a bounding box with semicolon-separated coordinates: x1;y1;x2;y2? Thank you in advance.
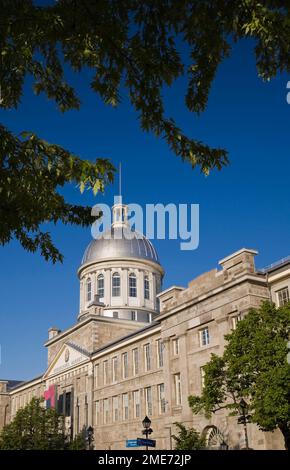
142;416;153;451
86;425;94;450
238;399;251;450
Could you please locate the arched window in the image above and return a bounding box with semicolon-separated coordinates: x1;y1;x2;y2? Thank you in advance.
86;277;92;302
129;273;137;297
97;274;104;298
112;272;120;297
144;275;150;300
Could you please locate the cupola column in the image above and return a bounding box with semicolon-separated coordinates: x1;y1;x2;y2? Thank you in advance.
139;270;145;307
104;269;111;306
122;268;128;306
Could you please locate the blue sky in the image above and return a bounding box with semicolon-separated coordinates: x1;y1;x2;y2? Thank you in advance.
0;38;290;380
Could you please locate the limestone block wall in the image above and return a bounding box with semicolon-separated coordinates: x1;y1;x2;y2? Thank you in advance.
10;380;45;420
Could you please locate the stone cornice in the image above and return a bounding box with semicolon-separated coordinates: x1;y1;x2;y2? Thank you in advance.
78;256;164;278
9;376;43;395
90;324;161;360
157;273;268;321
44;314;143;348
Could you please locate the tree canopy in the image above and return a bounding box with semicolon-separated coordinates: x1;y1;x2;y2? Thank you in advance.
172;422;205;450
189;301;290;450
0;397;67;450
1;1;290;260
0;397;88;450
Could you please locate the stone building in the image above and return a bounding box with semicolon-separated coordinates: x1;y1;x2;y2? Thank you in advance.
0;199;289;449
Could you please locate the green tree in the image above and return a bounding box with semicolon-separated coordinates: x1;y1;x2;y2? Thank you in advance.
189;301;290;450
0;126;115;263
172;422;205;450
1;1;290;260
68;428;87;450
0;397;67;450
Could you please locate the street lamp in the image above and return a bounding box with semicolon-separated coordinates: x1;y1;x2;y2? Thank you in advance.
238;399;251;450
86;425;94;450
142;416;153;451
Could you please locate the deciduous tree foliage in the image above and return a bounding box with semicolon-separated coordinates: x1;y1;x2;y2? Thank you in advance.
1;1;290;260
189;302;290;450
0;126;114;262
0;397;88;449
0;397;67;450
172;422;205;450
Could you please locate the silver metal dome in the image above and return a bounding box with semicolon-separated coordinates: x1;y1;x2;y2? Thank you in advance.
81;225;160;265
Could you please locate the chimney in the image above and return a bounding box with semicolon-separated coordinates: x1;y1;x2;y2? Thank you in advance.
48;327;61;340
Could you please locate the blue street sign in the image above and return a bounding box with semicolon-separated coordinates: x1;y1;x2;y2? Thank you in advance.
126;439;140;448
137;438;156;447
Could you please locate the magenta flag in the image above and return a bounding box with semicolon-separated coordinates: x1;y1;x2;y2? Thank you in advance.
44;385;55;408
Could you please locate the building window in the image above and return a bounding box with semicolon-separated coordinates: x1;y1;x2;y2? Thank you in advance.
144;343;151;371
86;277;92;302
57;394;63;414
158;383;166;414
131;311;137;321
95;400;100;425
199;327;210;346
112;356;118;383
157;339;164;368
122;352;128;379
129;273;137;297
174;373;182;405
145;387;153;416
94;364;99;387
122;393;129;420
112;272;120;297
144;275;150;300
65;392;71;417
173;338;179;355
103;360;109;385
113;311;118;319
200;367;205;389
97;274;104;298
133;348;139;376
103;398;109;424
133;390;140;418
277;287;289;306
113;396;119;422
231;314;242;330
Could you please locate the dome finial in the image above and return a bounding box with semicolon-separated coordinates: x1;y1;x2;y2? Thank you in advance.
112;164;128;227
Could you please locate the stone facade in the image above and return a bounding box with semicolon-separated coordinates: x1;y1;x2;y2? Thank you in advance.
1;247;289;450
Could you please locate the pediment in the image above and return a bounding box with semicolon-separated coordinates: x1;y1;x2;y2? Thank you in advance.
44;342;90;378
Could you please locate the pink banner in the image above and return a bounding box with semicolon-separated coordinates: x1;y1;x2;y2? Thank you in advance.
44;384;55;408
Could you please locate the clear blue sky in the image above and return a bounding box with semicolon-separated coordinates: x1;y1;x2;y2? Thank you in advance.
1;38;290;381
